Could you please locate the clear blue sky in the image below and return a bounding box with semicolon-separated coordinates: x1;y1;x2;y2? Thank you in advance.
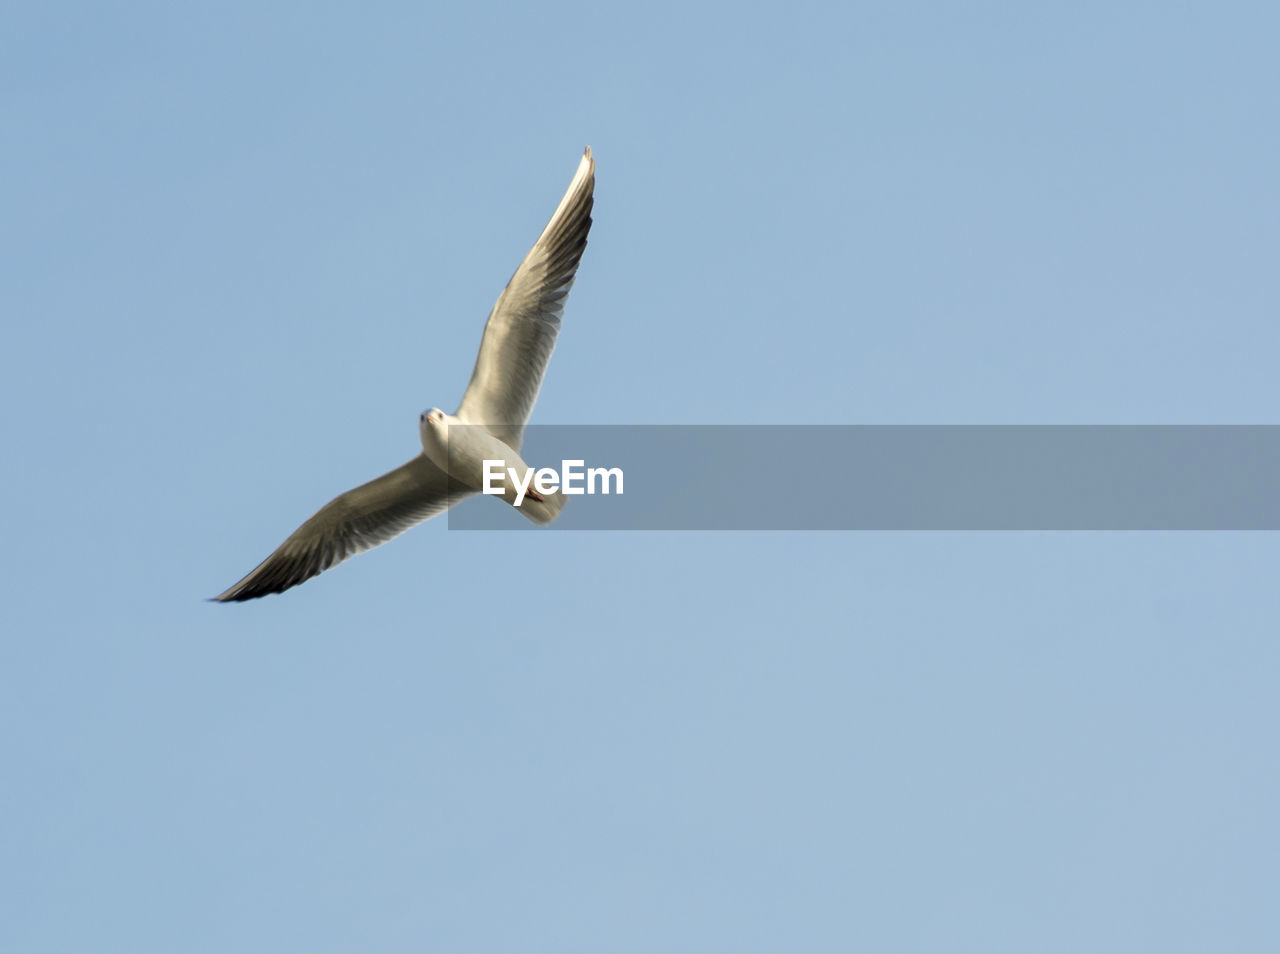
4;2;1278;951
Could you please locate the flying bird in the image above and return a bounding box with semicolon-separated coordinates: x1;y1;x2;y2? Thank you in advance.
213;147;595;601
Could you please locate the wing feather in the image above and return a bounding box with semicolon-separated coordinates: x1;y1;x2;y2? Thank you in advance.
212;455;467;602
455;147;595;449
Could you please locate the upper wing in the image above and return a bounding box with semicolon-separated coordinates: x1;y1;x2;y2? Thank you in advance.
454;147;595;450
212;454;468;602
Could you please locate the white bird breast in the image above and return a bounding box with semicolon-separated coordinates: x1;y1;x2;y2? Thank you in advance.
421;413;532;500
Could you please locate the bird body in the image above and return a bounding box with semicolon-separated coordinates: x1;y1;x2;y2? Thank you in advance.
418;409;566;523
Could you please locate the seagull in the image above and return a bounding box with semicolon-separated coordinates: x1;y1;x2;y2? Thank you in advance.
213;147;595;602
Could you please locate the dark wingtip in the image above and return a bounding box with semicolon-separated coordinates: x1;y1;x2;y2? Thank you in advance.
208;577;282;603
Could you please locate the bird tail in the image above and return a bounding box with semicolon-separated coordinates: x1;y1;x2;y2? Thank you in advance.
516;488;567;525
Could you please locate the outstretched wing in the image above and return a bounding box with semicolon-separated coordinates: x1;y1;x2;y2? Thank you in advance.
455;147;595;450
212;455;467;602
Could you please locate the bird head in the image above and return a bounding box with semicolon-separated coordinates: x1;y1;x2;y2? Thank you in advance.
419;408;450;467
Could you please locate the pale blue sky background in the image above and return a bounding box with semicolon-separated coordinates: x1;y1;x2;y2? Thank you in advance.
4;2;1279;951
